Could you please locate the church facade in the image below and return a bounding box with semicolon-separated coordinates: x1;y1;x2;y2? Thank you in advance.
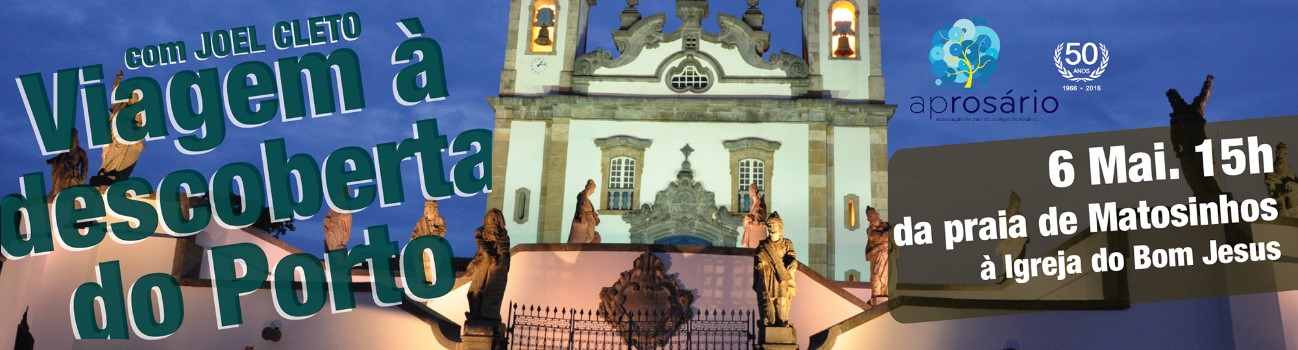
486;0;894;279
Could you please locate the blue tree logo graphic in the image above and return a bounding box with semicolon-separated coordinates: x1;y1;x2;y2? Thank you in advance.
929;18;1000;89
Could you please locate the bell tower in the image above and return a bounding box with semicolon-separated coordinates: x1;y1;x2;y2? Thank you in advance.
501;0;596;95
798;0;883;101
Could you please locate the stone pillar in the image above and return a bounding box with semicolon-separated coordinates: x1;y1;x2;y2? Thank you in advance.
499;0;523;95
869;126;888;221
536;117;571;243
556;0;585;92
866;0;885;101
807;124;830;276
824;126;836;278
487;118;512;211
458;320;503;350
802;0;823;96
759;325;799;350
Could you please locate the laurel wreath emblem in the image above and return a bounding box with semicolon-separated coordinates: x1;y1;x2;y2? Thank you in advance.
1054;43;1108;82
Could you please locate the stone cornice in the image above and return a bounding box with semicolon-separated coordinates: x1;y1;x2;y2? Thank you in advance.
723;137;782;153
489;95;895;126
594;135;653;149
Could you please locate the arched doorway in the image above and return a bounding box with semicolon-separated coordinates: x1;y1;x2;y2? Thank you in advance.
654;235;713;246
623;145;743;246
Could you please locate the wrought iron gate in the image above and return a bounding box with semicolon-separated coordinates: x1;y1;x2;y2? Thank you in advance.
505;303;756;350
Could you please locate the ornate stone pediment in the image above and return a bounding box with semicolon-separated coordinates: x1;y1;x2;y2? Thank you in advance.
573;0;809;95
623;144;743;246
598;252;695;349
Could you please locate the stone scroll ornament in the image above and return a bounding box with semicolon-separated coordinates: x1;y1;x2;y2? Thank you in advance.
568;179;603;244
598;252;695;350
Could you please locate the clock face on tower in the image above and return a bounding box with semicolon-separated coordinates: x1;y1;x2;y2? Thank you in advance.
529;57;549;73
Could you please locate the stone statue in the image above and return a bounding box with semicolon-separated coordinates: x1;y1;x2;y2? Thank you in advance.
741;182;768;248
754;212;797;327
410;200;447;283
994;191;1030;282
1167;75;1222;198
14;307;33;350
410;200;447;238
465;208;511;325
864;206;891;306
46;128;88;197
323;209;352;251
1265;143;1298;218
568;179;602;244
1168;75;1255;244
90;71;145;188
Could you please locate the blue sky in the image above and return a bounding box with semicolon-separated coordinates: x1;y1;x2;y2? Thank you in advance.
1;0;1295;257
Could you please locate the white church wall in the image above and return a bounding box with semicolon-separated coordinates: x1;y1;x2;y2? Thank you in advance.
695;41;793;78
562;119;810;251
197;226;295;280
423;281;472;327
818;55;870;100
501;120;548;241
61;287;448;350
832;126;873;278
0;234;181;349
825;297;1237;349
1278;289;1298;349
0;253;48;349
0;214;454;349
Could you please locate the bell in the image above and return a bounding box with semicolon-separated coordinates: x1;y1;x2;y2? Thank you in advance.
534;26;553;46
834;35;854;57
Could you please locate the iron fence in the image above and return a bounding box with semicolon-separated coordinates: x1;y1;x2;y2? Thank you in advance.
505;303;756;350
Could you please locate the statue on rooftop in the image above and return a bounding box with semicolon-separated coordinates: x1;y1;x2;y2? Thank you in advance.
994;192;1030;282
865;206;891;306
1265;143;1298;218
323;209;352;251
90;71;145;188
568;179;603;244
410;200;447;238
46;128;88;197
410;199;448;283
1167;75;1221;198
465;208;511;325
754;212;797;327
741;182;768;248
